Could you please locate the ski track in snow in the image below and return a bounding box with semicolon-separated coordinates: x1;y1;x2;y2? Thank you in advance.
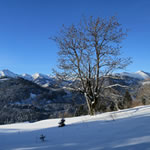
0;105;150;150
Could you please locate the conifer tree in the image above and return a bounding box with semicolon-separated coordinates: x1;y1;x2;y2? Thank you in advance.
123;91;132;108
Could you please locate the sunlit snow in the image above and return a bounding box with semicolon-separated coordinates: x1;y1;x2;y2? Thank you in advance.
1;105;150;150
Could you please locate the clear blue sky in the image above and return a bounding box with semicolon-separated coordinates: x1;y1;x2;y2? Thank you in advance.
0;0;150;75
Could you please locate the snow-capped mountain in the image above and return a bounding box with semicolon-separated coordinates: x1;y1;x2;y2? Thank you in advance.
0;69;18;78
0;69;57;87
32;73;56;87
0;69;150;88
32;73;51;80
21;73;33;81
135;70;150;79
0;69;150;125
116;70;150;80
0;74;85;125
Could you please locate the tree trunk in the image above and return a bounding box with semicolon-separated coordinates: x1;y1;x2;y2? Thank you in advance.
84;93;94;115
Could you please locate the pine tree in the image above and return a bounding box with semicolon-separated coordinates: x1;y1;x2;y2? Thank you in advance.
58;118;65;127
123;91;132;108
40;134;45;142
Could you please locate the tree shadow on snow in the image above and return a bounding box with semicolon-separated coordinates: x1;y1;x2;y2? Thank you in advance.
0;114;150;150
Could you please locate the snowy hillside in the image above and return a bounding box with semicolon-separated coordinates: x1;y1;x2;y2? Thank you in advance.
1;105;150;150
142;81;150;85
118;70;150;80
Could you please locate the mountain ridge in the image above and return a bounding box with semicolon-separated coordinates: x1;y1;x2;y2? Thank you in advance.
1;69;150;81
0;69;150;125
115;70;150;80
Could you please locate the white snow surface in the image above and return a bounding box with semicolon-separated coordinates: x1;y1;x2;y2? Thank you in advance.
1;105;150;150
106;84;128;88
41;83;50;88
142;81;150;85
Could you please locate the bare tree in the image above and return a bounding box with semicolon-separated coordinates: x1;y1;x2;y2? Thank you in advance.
51;16;132;115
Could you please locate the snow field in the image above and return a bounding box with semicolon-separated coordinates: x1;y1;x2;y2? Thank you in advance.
0;105;150;150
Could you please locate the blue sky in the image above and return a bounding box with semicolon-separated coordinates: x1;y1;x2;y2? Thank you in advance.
0;0;150;75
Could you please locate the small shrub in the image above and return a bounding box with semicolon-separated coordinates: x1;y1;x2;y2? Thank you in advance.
58;118;65;127
40;134;46;142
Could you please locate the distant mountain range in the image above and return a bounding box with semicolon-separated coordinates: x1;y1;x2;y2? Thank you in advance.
0;69;150;125
0;70;84;125
0;69;150;86
0;69;56;87
0;69;54;81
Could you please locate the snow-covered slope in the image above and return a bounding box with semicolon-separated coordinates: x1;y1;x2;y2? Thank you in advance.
142;81;150;85
32;73;57;87
32;73;50;80
21;73;33;81
136;70;150;79
0;69;18;78
1;105;150;150
119;70;150;80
